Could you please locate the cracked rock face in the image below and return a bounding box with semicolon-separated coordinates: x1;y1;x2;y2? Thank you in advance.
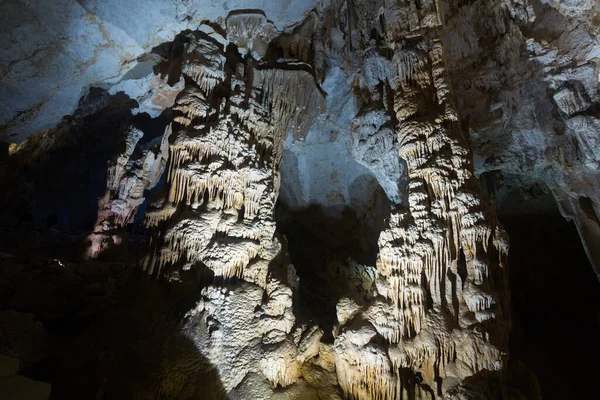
440;0;600;279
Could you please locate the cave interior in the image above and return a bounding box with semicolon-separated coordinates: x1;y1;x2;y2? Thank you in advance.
1;1;600;399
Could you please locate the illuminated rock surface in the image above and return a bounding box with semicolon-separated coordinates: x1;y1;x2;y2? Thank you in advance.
1;1;599;400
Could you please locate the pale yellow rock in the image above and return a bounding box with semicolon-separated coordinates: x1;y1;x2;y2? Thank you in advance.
124;5;515;399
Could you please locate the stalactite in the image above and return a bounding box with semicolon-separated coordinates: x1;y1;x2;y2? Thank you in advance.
260;356;301;388
136;21;330;394
334;33;509;400
73;3;520;397
335;345;398;400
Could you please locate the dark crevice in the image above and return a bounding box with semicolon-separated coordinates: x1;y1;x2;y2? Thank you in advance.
503;203;600;400
275;185;390;340
457;248;468;289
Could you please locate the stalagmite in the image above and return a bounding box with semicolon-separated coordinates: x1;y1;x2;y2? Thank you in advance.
326;2;511;399
140;20;327;395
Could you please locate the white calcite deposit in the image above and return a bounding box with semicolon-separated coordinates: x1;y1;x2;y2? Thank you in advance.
135;3;513;399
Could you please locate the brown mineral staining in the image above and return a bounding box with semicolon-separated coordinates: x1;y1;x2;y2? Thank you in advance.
330;171;339;184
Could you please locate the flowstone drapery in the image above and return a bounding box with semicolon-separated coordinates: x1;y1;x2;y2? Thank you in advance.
130;3;513;399
140;25;329;396
333;40;510;400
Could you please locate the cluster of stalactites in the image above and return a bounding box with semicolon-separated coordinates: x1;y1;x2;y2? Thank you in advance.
386;328;504;383
171;28;228;128
85;125;172;259
335;347;398;400
144;218;262;278
142;127;275;278
251;68;326;155
181;33;227;93
373;39;507;339
166;155;267;217
259;355;301;388
141;29;326;283
333;39;509;400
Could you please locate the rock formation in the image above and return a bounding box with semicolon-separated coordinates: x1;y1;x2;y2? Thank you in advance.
86;124;172;258
139;24;329;396
0;0;319;142
4;0;600;399
440;0;600;280
135;2;512;399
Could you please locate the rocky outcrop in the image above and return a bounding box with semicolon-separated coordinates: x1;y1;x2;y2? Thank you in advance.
298;2;511;398
440;0;600;279
86;124;172;258
334;37;510;396
0;0;320;142
0;88;169;231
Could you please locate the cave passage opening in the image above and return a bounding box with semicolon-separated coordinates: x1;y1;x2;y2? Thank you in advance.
490;181;600;400
275;133;392;341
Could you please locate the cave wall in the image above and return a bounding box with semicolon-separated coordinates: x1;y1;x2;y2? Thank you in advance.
440;0;600;278
0;1;599;400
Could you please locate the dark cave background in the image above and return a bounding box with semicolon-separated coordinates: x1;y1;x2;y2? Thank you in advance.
498;191;600;400
276;188;391;341
0;88;172;232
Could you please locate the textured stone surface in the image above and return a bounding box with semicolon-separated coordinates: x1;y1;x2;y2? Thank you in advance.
440;0;600;279
139;25;328;396
4;0;600;399
0;0;320;142
134;3;515;399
